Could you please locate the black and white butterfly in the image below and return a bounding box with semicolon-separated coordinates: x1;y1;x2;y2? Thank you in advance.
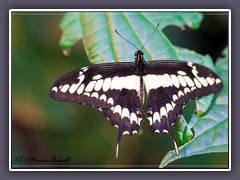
49;24;223;158
49;49;223;158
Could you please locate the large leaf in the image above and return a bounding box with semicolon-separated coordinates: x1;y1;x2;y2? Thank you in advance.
60;12;203;62
58;12;227;166
59;11;213;113
159;47;229;168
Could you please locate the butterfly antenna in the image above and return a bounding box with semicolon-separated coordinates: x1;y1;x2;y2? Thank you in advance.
140;23;160;51
115;30;139;51
116;130;122;159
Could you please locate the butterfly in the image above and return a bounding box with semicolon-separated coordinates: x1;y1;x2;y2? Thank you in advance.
49;24;223;158
49;48;223;158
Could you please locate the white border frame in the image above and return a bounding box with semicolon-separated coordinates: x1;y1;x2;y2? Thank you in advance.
9;9;231;171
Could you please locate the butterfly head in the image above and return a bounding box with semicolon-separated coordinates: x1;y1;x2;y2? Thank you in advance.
134;50;144;56
134;50;144;61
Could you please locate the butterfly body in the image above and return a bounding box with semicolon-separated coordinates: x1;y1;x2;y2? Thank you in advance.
49;50;223;158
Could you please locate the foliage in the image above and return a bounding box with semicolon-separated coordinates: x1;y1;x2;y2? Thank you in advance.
58;12;228;168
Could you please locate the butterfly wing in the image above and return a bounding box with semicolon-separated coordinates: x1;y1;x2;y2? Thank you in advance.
50;63;131;106
49;62;143;157
143;60;223;154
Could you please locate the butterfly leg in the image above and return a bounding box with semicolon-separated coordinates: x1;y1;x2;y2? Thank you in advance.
168;128;180;156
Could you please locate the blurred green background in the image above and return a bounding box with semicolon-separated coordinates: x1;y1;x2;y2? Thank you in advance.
11;11;228;168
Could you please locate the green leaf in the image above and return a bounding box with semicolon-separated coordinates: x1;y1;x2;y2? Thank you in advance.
58;12;228;168
59;12;203;63
160;47;229;168
59;12;82;50
172;116;193;146
215;47;228;105
59;12;214;112
59;12;215;114
196;94;214;117
174;46;214;70
160;117;228;168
